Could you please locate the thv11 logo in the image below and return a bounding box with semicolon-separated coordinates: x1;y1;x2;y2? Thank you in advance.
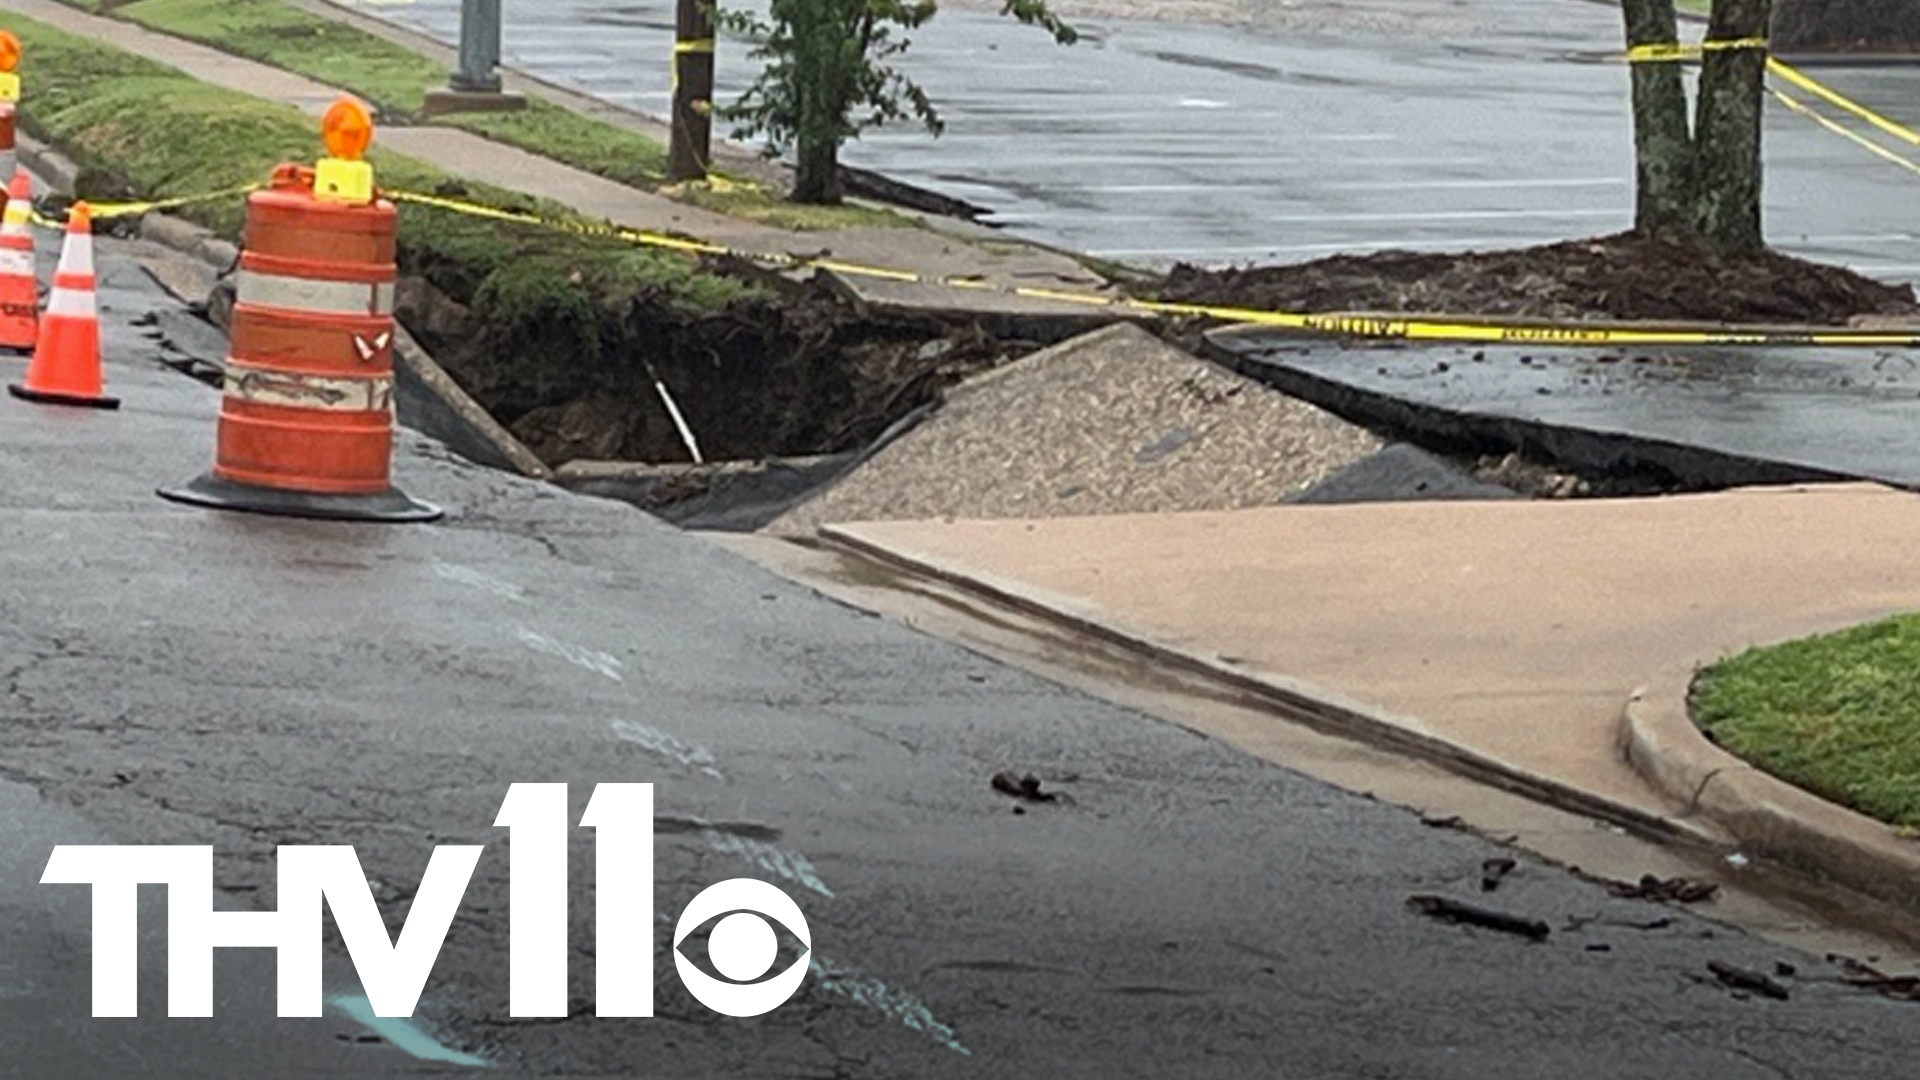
40;783;810;1019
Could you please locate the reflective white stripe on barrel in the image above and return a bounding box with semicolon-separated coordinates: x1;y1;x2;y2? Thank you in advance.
237;270;395;316
0;248;31;275
224;365;394;413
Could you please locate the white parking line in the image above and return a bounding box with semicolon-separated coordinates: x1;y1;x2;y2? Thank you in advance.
705;832;834;898
431;560;526;604
610;720;726;780
808;954;971;1056
515;628;625;683
329;994;489;1067
1075;178;1623;194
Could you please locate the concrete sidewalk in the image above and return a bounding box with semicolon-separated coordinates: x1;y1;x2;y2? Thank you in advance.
0;0;1120;322
813;484;1920;912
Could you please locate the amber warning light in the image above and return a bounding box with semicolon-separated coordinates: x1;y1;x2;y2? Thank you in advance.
315;96;375;204
0;32;23;104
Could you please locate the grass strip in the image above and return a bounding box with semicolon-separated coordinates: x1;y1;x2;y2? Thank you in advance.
1693;613;1920;831
14;10;770;326
80;0;902;229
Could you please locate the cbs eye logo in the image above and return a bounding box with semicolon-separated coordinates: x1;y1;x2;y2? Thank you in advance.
674;879;812;1016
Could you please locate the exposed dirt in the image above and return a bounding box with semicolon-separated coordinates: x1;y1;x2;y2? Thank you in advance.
397;263;1041;467
1145;233;1920;326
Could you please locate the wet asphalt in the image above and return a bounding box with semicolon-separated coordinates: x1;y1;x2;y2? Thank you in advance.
354;0;1920;283
1218;333;1920;489
3;224;1920;1078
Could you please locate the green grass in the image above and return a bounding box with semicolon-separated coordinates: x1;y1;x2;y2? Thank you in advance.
87;0;899;229
1693;613;1920;830
112;0;670;185
671;180;905;230
12;12;769;320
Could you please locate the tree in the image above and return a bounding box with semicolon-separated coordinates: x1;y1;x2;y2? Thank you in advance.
1774;0;1920;51
723;0;1076;205
1620;0;1773;254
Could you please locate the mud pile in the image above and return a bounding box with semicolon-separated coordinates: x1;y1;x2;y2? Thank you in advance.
1148;233;1919;326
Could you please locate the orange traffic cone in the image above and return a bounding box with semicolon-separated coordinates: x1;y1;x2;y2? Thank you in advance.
0;171;38;352
0;104;16;208
8;201;117;410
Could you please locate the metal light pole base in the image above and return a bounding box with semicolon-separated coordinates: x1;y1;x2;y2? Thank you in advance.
421;87;527;117
158;473;443;524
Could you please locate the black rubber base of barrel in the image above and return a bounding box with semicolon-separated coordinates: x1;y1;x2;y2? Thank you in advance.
157;472;443;524
9;383;120;410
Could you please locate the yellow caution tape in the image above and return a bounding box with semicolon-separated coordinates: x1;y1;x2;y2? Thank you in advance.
1767;57;1920;147
27;184;263;229
383;187;1920;348
1625;37;1768;63
23;99;1916;351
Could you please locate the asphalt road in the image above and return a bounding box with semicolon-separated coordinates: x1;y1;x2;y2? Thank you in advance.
347;0;1920;284
3;218;1920;1078
1218;332;1920;490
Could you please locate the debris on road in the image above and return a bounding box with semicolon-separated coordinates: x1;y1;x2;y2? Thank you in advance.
991;770;1062;804
1479;857;1517;893
1707;960;1792;1001
1406;895;1551;941
1603;875;1720;904
1829;954;1920;1002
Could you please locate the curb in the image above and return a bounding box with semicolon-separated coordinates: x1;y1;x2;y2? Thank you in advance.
1621;667;1920;915
815;524;1724;852
18;133;553;482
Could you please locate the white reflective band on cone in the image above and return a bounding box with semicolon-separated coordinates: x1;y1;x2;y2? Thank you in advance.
0;248;30;275
45;286;95;319
56;235;93;278
223;365;394;413
237;270;395;316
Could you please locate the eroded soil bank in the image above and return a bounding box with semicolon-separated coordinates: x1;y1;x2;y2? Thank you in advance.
395;261;1050;467
1146;233;1920;326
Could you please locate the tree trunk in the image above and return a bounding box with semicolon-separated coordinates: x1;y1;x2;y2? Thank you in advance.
1692;0;1772;254
667;0;716;183
786;0;850;205
792;127;843;204
1775;0;1920;51
1618;0;1772;254
1620;0;1697;240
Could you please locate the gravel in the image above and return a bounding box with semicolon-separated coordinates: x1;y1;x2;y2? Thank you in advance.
764;323;1381;534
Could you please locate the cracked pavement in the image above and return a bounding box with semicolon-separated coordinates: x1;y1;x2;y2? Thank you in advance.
1;235;1919;1077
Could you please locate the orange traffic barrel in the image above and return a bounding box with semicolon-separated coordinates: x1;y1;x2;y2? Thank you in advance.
159;170;439;522
0;169;36;351
0;103;15;193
